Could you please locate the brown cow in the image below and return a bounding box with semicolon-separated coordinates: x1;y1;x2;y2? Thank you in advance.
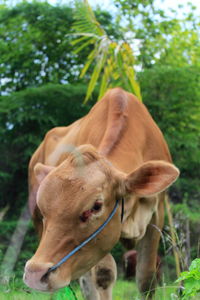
23;88;179;299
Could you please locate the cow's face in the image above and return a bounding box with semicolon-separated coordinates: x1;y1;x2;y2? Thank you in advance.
24;145;179;292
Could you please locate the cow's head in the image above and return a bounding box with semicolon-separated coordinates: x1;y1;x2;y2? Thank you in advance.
24;145;179;291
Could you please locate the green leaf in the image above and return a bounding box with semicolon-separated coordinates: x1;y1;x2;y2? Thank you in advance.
70;35;90;46
84;52;107;103
80;48;97;78
73;38;94;54
126;66;142;100
98;59;113;100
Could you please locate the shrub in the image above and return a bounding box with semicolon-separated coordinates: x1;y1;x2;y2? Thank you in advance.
176;258;200;299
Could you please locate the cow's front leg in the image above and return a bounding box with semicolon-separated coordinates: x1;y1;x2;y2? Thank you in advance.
79;253;117;300
136;195;164;300
79;270;100;300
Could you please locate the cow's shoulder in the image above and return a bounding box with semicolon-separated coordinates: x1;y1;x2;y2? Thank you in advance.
43;126;69;143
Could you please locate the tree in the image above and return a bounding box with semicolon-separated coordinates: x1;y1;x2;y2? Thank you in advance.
0;1;119;94
0;2;73;93
114;0;200;68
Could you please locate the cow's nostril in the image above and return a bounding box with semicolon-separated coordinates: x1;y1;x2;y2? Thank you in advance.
41;271;50;284
38;265;57;284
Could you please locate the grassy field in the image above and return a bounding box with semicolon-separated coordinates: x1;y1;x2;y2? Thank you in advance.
0;279;180;300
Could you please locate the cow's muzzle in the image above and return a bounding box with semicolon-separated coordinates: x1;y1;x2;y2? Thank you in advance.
23;260;54;291
24;260;71;291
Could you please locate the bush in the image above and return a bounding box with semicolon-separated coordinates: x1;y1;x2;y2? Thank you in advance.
177;258;200;299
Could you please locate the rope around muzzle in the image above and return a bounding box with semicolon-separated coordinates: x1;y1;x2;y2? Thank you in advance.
47;197;124;274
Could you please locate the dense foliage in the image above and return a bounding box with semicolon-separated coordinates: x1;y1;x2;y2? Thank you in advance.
177;258;200;299
0;1;118;94
114;0;200;68
0;83;95;214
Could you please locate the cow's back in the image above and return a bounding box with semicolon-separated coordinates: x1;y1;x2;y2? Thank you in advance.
41;88;171;169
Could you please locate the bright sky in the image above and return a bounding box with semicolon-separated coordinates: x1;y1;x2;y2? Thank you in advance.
2;0;200;15
48;0;200;15
88;0;200;13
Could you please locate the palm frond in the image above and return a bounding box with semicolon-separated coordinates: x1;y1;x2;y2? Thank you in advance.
73;38;94;54
74;0;105;37
98;58;113;100
84;51;107;103
80;48;97;78
72;0;142;102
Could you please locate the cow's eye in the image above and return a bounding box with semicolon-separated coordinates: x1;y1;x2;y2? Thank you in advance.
91;201;102;212
80;201;103;223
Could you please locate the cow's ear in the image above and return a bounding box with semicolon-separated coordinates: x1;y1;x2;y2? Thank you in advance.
124;161;179;197
34;163;55;185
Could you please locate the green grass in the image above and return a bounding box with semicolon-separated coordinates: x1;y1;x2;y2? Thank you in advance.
0;279;180;300
113;280;179;300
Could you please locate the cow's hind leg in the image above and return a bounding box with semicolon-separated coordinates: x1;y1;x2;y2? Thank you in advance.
136;194;164;300
79;253;117;300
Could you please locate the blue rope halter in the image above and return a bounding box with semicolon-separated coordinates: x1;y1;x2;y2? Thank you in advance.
47;197;124;274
